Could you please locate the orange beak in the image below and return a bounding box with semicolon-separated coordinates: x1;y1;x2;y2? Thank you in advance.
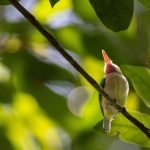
102;50;111;64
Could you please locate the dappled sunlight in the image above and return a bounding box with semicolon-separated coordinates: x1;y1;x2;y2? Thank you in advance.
56;27;86;53
46;80;75;97
48;10;83;29
4;0;36;22
0;92;65;150
83;92;102;128
67;86;91;117
125;92;140;110
33;0;72;22
31;46;79;75
67;87;102;130
32;0;53;22
29;30;47;46
51;0;72;13
80;56;104;88
0;63;10;82
0;0;150;149
4;35;21;53
12;93;39;115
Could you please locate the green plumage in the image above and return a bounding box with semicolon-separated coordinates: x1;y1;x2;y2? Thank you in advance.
100;50;129;133
99;73;129;133
99;77;105;116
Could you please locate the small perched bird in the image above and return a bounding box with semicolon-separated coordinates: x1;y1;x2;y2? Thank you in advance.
99;50;129;133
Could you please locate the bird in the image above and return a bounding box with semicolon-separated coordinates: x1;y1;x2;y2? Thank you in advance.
99;50;129;133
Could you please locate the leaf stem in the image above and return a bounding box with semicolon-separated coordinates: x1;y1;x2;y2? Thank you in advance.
9;0;150;138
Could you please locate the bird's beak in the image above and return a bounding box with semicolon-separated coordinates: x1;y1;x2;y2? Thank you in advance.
102;50;111;64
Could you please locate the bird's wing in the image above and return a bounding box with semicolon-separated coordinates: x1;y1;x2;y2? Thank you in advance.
99;77;106;116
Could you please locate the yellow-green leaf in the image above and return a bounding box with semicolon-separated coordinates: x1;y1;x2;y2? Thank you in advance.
95;111;150;147
121;65;150;107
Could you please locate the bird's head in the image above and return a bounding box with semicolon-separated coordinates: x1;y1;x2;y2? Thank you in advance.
102;50;121;75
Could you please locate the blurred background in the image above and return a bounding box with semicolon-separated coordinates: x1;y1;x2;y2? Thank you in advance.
0;0;150;150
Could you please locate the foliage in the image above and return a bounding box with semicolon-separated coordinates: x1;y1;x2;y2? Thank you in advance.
121;65;150;107
95;111;150;147
0;0;19;5
49;0;60;7
0;0;150;150
89;0;134;31
138;0;150;8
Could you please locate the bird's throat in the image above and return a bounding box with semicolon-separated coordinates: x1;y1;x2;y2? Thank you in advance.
105;64;118;75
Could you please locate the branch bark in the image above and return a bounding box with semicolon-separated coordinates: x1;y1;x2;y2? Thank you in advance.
9;0;150;138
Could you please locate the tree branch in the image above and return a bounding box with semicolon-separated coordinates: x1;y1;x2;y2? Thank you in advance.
9;0;150;138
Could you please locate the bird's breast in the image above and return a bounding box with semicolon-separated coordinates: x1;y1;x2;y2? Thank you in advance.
104;72;129;106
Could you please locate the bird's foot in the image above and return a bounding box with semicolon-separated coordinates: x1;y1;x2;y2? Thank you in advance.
111;99;116;106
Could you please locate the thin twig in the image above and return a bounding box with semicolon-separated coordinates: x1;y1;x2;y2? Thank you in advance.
9;0;150;138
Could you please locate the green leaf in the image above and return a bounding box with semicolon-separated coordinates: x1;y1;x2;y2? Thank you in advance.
112;111;150;147
138;0;150;8
121;65;150;107
0;0;19;5
49;0;60;7
89;0;134;31
95;111;150;147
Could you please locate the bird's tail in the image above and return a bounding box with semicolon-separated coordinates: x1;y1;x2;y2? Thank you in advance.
103;118;111;133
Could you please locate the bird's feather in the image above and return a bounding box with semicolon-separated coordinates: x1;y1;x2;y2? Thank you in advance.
99;77;105;116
